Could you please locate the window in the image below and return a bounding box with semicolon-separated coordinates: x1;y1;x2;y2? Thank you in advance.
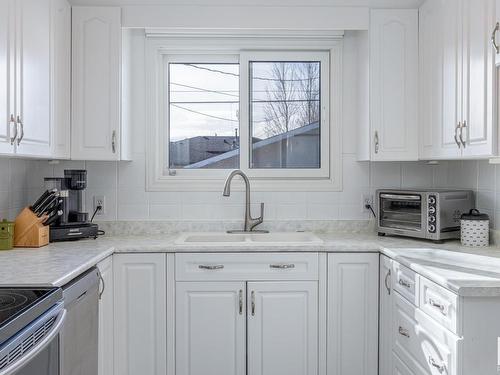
146;35;341;191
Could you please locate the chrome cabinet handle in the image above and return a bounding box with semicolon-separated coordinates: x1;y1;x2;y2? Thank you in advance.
398;326;410;338
16;115;23;145
269;264;295;269
198;264;224;270
97;269;105;300
429;356;446;373
384;269;391;295
9;114;17;145
492;22;500;53
238;289;243;315
454;122;461;149
459;121;466;148
374;131;379;154
398;278;411;289
111;130;116;153
428;298;446;314
251;290;255;316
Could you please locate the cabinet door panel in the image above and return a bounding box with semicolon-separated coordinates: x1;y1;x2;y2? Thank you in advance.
462;0;496;157
0;0;14;154
370;10;418;161
327;253;379;375
16;0;51;156
72;7;121;160
97;256;113;375
379;255;393;375
247;281;318;375
176;282;246;375
113;254;167;375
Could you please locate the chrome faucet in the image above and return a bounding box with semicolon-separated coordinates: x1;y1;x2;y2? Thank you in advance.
222;170;267;233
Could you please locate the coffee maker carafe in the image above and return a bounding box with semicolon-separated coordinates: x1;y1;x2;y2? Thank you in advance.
44;170;99;241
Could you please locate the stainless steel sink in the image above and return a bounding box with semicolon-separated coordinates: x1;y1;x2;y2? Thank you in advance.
175;232;323;245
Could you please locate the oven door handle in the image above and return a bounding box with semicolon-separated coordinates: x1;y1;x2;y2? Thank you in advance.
0;309;67;375
379;193;421;201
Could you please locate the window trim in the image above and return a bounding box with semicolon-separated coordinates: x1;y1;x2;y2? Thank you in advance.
145;34;343;191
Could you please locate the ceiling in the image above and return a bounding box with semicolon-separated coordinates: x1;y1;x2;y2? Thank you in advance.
69;0;425;8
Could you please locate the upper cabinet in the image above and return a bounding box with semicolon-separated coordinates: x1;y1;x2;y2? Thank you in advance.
0;0;70;158
72;7;126;161
419;0;497;159
369;10;419;161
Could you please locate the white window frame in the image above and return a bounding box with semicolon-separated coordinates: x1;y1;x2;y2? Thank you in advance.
145;31;343;192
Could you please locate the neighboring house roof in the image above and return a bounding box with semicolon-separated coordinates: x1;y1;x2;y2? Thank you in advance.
184;121;319;169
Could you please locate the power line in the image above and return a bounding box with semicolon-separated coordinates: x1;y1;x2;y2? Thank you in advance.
170;104;238;122
170;82;239;98
182;63;319;82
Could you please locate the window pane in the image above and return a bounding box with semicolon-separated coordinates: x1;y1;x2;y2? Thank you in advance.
169;63;239;169
249;61;321;169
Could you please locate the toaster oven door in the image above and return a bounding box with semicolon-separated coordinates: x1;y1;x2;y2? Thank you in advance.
378;193;424;234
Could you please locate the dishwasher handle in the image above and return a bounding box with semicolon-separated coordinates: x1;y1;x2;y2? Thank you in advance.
0;307;66;375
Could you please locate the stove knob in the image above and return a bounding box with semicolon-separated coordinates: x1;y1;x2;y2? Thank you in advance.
428;224;436;232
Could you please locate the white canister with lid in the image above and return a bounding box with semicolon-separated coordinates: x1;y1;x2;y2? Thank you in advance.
460;209;489;247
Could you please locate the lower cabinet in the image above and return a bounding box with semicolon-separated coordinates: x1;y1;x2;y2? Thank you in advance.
97;256;114;375
379;255;393;375
113;253;167;375
327;253;379;375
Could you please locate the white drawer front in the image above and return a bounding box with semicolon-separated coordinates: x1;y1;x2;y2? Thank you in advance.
419;277;460;335
393;292;460;375
175;253;319;281
393;262;420;306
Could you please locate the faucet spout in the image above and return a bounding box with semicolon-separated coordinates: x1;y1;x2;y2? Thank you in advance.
222;170;267;233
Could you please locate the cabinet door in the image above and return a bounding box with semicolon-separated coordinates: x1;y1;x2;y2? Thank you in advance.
247;281;318;375
72;7;121;160
50;0;71;159
97;256;113;375
496;0;500;66
327;253;379;375
176;282;246;375
462;0;496;157
113;254;167;375
15;0;51;156
379;255;393;375
0;0;15;154
370;10;418;161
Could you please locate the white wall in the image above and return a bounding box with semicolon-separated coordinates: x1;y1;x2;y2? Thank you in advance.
18;31;500;230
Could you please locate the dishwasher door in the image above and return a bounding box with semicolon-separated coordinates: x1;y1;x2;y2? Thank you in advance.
61;268;99;375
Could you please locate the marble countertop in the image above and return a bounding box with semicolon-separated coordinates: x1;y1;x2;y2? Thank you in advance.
1;232;500;296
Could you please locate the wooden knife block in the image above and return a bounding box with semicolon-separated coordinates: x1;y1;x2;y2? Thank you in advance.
14;207;49;248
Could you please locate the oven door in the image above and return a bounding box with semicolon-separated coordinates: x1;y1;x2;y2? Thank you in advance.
0;305;66;375
378;192;426;237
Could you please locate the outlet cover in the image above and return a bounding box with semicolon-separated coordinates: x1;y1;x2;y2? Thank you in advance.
93;195;105;215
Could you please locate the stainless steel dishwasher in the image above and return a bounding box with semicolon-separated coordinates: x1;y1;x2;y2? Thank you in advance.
61;267;99;375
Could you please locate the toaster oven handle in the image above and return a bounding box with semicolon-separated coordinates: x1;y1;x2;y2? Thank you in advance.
379;193;421;201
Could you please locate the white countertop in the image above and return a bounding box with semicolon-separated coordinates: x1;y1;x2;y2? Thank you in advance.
1;232;500;296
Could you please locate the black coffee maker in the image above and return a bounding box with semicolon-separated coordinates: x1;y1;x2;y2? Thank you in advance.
44;170;99;241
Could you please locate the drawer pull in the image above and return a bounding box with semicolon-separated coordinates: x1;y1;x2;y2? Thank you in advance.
238;289;243;315
429;298;446;314
198;264;224;270
269;264;295;269
398;326;410;338
429;356;446;373
398;278;411;289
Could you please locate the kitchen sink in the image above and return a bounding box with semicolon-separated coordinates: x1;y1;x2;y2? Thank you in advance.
175;232;323;245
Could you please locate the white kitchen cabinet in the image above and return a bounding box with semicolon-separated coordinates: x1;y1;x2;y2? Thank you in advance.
113;253;167;375
176;282;246;375
379;255;393;375
327;253;379;375
97;256;114;375
495;0;500;66
369;10;418;161
72;7;123;160
419;0;497;159
247;281;318;375
50;0;71;159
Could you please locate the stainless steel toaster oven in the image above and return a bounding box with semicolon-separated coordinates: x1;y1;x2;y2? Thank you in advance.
376;189;474;241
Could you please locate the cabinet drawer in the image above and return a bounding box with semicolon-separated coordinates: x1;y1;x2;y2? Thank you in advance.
393;293;461;375
175;253;319;281
419;277;461;335
393;262;419;306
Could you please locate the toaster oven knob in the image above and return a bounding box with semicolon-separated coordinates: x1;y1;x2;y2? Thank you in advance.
428;196;436;205
428;224;436;233
428;206;436;214
428;216;436;223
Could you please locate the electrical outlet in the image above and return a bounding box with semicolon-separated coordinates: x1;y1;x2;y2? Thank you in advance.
362;193;373;212
93;195;105;215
